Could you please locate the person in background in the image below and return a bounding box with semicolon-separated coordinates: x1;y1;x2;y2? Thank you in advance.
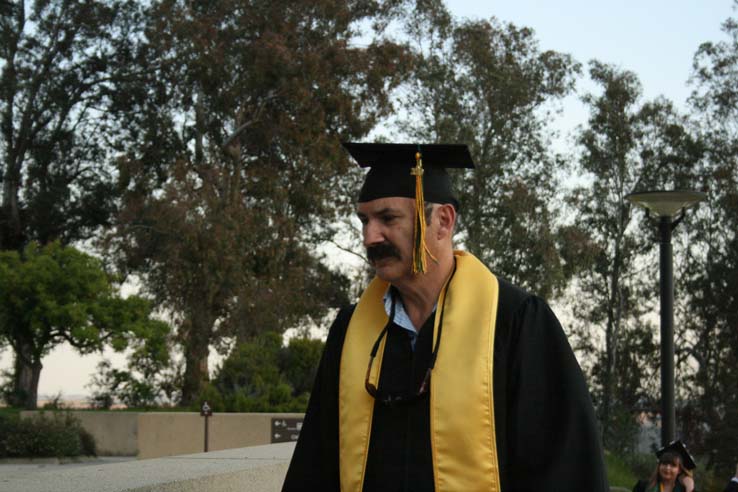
633;440;697;492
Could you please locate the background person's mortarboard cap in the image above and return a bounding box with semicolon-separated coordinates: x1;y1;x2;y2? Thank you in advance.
342;142;474;274
342;142;474;210
656;440;697;471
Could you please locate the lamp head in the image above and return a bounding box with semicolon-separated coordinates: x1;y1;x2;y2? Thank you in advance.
626;190;706;218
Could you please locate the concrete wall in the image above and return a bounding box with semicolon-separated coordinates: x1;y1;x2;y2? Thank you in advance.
137;412;304;460
20;411;304;459
21;411;138;456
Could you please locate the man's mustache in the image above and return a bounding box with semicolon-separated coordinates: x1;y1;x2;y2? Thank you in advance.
366;242;402;263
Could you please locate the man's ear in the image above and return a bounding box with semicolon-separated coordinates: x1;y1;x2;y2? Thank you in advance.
435;204;456;240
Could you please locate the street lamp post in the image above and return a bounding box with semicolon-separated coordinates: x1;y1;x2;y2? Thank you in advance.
626;190;706;446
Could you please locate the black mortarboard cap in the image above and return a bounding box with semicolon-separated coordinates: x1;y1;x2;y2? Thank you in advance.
342;142;474;210
656;440;697;471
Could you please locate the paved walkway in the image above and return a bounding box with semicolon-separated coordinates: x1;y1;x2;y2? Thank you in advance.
0;444;293;492
0;457;135;483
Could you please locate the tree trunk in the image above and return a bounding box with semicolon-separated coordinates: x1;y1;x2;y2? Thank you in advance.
9;345;42;409
180;341;209;407
179;314;212;407
601;233;624;448
601;321;614;447
1;161;24;251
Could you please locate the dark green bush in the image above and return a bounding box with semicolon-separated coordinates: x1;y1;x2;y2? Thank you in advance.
624;452;658;483
78;426;97;457
604;450;638;488
0;411;96;458
202;332;324;413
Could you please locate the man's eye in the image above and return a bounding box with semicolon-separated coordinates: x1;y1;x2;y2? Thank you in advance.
382;215;396;223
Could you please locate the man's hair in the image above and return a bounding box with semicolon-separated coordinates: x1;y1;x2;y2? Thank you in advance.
424;202;435;226
424;202;457;237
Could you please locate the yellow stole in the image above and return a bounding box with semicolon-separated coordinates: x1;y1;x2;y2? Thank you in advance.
338;251;501;492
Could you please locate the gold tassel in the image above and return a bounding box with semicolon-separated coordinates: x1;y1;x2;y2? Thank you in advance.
411;151;437;273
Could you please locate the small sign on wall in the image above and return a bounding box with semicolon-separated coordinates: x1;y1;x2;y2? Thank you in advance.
200;401;213;417
201;401;213;452
271;417;303;443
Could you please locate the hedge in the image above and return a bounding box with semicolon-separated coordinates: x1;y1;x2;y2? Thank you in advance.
0;411;96;458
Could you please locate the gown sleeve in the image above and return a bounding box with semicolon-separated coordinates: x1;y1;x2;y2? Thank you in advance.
281;306;354;492
501;295;609;491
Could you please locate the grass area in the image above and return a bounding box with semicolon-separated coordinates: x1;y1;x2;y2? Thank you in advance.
0;406;21;418
606;450;638;489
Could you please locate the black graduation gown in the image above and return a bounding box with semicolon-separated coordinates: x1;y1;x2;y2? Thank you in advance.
633;480;689;492
282;278;609;492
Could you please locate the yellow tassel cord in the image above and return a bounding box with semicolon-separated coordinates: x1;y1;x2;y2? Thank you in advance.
411;151;437;273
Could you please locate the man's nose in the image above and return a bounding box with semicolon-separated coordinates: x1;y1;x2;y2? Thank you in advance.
362;221;384;247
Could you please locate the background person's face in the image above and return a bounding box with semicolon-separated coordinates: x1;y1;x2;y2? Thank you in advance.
658;461;680;482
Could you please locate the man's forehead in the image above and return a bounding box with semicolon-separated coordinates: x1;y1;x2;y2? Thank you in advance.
356;197;414;214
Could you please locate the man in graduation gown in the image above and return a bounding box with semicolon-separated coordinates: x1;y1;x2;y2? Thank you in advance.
282;143;609;492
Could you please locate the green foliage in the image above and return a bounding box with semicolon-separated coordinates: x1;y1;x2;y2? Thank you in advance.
0;412;96;458
394;3;579;298
108;0;408;404
0;406;20;419
41;392;66;410
78;426;97;457
88;316;179;409
598;406;640;458
605;450;639;489
564;60;701;451
626;453;659;485
193;383;226;413
88;358;181;410
280;337;325;396
680;6;738;476
0;0;146;250
0;242;171;408
199;332;323;413
0;243;110;353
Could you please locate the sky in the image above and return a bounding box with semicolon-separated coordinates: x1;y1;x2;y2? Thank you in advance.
452;0;733;106
1;0;734;401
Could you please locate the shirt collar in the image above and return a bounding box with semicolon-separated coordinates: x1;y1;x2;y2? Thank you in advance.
383;287;417;335
382;286;437;335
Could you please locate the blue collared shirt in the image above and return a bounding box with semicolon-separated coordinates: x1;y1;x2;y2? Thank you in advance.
382;287;436;351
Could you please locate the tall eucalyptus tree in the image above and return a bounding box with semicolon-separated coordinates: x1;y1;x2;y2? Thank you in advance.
110;0;411;404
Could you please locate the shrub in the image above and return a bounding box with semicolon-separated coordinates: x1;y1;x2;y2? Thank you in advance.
0;411;96;458
78;426;97;457
604;450;638;488
193;382;226;413
206;332;325;413
41;393;66;410
625;452;657;483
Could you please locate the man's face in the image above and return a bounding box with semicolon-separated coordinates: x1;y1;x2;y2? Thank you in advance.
356;197;416;284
